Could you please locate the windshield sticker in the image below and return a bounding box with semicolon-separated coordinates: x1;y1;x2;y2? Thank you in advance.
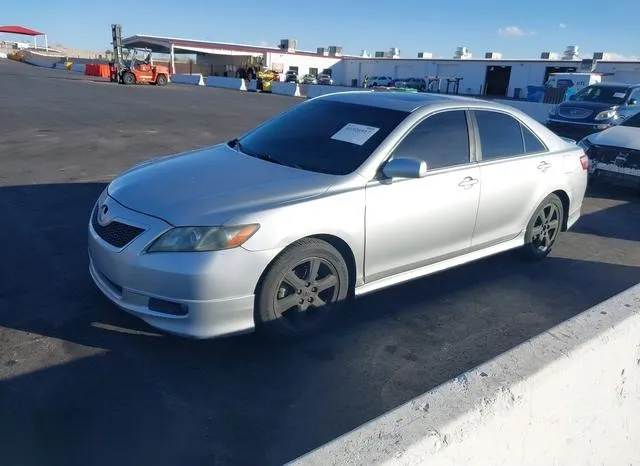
613;92;626;99
331;123;380;146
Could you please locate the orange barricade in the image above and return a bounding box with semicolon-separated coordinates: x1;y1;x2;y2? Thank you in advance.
83;64;110;78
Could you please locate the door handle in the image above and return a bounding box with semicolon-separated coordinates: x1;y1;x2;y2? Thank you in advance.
537;161;551;171
458;176;479;188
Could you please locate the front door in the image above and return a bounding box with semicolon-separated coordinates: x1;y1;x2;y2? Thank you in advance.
364;109;481;282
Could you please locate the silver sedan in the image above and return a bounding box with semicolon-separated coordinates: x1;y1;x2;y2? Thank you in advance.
88;91;589;341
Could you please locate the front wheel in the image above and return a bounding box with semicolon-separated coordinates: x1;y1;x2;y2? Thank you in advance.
122;71;135;85
255;238;350;341
521;193;564;261
155;74;168;86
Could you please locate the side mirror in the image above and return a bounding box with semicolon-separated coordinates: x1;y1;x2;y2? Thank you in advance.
568;94;576;101
629;98;638;106
382;157;428;179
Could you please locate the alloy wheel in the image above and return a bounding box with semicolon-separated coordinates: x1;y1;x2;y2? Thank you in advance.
531;203;561;252
273;257;340;331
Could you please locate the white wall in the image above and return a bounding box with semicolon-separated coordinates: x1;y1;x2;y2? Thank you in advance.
265;52;341;78
595;62;640;84
335;58;601;95
291;283;640;466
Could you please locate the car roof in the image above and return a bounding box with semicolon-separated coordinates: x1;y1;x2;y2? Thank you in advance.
316;90;508;113
590;82;640;88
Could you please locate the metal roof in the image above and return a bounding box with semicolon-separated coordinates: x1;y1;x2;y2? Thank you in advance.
122;34;352;58
0;25;44;36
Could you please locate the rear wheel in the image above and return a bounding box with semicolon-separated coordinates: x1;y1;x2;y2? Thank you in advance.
156;74;168;86
255;238;350;341
122;72;135;85
521;193;564;260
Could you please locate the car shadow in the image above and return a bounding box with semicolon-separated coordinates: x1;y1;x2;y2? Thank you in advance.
1;182;640;466
570;183;640;243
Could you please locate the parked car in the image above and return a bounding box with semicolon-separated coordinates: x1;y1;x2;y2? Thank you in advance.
284;70;299;83
301;74;317;85
389;78;426;91
546;82;640;139
578;109;640;189
88;92;588;341
368;75;393;86
317;73;333;85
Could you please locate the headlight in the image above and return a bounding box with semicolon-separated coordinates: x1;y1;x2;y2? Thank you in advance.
147;224;260;253
594;109;616;121
577;137;592;151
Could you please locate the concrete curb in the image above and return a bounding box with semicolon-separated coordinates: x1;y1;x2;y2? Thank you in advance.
290;283;640;465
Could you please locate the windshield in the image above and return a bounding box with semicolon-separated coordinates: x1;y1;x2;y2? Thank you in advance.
236;100;409;175
621;111;640;128
571;85;629;104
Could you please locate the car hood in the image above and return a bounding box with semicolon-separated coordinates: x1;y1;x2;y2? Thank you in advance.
559;100;617;111
587;125;640;151
107;143;335;226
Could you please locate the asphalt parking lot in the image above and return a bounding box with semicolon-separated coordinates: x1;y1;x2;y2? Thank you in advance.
1;60;639;466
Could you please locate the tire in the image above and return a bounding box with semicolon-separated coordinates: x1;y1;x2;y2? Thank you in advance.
521;193;564;261
255;238;350;341
156;74;168;86
122;72;135;85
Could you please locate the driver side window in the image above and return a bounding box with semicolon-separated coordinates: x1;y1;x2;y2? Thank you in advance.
628;89;640;105
390;110;471;170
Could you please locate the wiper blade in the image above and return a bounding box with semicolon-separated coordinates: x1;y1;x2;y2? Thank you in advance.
254;153;287;166
228;138;242;150
229;139;303;170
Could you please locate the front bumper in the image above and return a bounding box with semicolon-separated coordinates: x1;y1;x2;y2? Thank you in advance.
590;163;640;189
87;195;277;339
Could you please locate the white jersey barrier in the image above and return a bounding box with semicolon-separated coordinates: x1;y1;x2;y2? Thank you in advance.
291;283;640;466
270;82;302;97
25;57;55;68
205;76;247;91
0;52;7;59
306;85;360;99
169;73;205;86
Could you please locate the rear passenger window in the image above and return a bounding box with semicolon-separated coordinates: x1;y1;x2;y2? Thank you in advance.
522;125;547;153
474;110;525;160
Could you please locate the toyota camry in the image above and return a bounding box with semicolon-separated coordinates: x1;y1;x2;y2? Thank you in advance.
88;91;589;341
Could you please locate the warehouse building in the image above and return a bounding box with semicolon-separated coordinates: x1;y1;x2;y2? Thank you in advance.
122;34;349;79
331;47;640;97
122;34;640;94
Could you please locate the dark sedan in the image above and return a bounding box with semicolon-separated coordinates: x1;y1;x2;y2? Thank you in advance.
547;82;640;139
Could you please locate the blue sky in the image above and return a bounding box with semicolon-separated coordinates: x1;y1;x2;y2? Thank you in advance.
4;0;639;59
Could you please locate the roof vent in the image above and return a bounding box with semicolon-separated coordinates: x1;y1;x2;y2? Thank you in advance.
454;46;472;59
279;39;297;52
562;45;580;60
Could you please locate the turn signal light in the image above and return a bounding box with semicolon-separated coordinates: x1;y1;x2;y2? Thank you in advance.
579;154;589;171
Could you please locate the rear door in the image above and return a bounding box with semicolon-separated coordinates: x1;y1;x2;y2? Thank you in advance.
469;109;562;248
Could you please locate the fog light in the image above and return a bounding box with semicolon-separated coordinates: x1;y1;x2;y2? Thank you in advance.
148;298;188;316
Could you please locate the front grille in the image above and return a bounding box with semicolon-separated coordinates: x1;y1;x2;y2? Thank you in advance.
91;206;145;248
558;106;593;119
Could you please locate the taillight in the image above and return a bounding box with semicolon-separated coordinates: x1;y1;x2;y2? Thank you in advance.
579;153;589;170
